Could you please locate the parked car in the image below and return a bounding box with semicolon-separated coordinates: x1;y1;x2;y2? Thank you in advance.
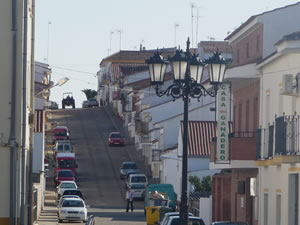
57;195;81;208
54;169;75;186
56;181;78;200
125;170;141;181
130;183;146;200
82;100;89;108
58;198;88;223
164;216;205;225
53;126;70;143
160;212;194;225
58;189;85;204
126;173;148;189
119;162;137;179
48;101;58;109
54;140;72;154
88;98;98;107
211;222;248;225
108;132;125;146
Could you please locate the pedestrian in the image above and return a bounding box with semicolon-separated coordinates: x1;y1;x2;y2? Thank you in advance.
125;186;134;212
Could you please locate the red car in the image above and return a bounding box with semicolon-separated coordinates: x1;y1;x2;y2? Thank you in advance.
108;132;125;146
54;169;75;186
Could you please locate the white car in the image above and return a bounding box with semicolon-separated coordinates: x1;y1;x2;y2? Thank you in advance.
58;198;88;223
57;181;78;200
164;216;205;225
126;173;148;188
160;212;194;225
57;195;81;208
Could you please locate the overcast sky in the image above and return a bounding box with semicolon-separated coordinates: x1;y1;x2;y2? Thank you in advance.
35;0;298;107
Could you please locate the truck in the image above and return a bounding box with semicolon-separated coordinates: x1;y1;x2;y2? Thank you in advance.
55;152;78;177
144;184;177;213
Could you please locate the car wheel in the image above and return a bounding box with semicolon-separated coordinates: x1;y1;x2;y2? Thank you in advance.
58;219;63;223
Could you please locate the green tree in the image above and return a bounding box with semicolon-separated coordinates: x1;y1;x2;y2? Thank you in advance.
188;175;211;193
82;89;97;100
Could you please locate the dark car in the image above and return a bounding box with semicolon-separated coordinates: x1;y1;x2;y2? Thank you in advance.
88;98;98;107
61;189;84;200
108;132;125;146
54;169;75;186
119;162;137;179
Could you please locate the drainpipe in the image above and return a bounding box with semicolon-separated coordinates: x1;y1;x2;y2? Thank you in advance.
28;0;35;224
20;0;29;224
9;0;18;224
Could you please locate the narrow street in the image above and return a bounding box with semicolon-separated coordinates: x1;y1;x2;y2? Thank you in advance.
50;106;147;225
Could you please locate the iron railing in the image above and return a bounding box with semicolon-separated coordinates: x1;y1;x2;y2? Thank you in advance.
256;115;300;159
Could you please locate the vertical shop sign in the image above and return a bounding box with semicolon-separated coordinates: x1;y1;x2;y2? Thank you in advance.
216;83;230;163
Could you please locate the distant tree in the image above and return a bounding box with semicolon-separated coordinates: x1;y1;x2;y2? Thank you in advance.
82;89;97;100
188;175;211;193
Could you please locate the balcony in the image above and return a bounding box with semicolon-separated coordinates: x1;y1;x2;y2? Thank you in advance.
210;132;257;170
256;115;300;166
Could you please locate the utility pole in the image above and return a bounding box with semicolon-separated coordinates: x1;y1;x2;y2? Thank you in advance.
117;29;123;51
195;7;200;48
174;24;179;47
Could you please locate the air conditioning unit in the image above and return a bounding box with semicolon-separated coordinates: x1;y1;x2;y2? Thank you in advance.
281;74;298;96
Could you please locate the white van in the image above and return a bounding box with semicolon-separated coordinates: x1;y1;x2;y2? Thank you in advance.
126;173;148;188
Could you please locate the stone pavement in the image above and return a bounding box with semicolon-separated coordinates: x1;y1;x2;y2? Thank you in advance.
37;189;58;225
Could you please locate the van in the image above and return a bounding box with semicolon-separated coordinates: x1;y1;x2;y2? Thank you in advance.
126;173;148;188
144;184;177;211
55;153;77;176
53;126;70;143
54;140;72;154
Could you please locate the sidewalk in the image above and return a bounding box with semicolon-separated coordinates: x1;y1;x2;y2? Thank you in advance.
37;169;58;225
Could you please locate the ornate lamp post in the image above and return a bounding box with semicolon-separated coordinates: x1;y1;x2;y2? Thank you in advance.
146;38;227;225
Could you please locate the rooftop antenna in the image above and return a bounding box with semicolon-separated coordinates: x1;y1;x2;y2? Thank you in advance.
117;29;123;51
46;21;52;63
195;7;202;48
191;3;196;48
174;23;179;47
108;31;114;56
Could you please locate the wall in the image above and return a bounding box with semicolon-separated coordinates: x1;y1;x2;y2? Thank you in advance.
0;0;33;223
33;133;44;174
200;196;212;225
258;163;300;225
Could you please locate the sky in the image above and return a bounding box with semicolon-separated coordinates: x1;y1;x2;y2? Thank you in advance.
35;0;299;107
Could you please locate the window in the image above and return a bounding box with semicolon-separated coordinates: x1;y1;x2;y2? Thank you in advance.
256;35;260;53
246;42;250;58
253;97;258;130
264;193;268;225
238;103;242;132
246;100;250;132
236;49;240;64
276;194;281;225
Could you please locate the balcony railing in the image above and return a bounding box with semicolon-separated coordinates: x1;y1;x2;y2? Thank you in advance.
210;132;257;162
256;115;300;159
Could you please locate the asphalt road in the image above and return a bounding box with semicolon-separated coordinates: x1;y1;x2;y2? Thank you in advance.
50;106;147;225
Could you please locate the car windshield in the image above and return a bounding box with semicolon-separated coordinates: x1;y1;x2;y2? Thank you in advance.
61;183;76;189
58;160;76;168
123;163;137;169
57;144;63;150
131;176;146;183
62;200;84;208
131;184;145;189
55;130;67;136
170;218;204;225
58;170;73;177
64;144;71;151
111;133;121;138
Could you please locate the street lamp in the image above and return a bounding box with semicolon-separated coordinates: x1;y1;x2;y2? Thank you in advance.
146;38;227;225
35;77;69;97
